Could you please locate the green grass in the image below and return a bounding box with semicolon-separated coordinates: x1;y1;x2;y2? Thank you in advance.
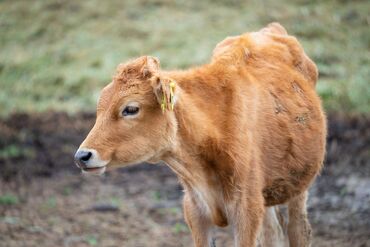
172;222;189;234
0;194;19;205
0;144;34;158
0;0;369;116
85;235;98;246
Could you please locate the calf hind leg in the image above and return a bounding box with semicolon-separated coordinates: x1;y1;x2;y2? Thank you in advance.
288;191;312;247
258;206;287;247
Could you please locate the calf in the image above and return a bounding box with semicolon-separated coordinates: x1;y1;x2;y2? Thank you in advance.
75;23;326;247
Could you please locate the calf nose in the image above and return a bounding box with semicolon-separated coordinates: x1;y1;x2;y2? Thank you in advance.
74;150;92;168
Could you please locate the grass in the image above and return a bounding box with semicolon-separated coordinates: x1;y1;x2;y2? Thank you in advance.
172;222;189;234
86;235;98;246
0;0;369;116
0;194;19;205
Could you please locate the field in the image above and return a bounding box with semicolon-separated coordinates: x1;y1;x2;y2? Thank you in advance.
0;0;370;247
0;0;369;115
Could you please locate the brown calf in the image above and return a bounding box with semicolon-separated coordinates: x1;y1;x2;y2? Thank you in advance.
75;23;326;247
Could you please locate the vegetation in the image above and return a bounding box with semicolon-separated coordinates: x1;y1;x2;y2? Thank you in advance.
0;194;19;205
0;0;369;116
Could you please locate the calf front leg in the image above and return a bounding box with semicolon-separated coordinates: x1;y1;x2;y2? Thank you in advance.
234;196;265;247
183;193;213;247
288;191;312;247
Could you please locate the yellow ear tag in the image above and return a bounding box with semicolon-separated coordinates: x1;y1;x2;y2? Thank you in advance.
169;81;176;111
160;79;176;113
161;94;166;113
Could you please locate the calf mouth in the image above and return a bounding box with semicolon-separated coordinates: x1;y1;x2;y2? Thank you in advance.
81;166;106;175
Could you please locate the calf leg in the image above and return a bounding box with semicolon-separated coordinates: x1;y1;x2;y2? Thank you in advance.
234;196;265;247
258;206;286;247
183;194;212;247
288;191;312;247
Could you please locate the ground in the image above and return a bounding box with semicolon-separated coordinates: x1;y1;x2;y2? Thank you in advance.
0;113;369;247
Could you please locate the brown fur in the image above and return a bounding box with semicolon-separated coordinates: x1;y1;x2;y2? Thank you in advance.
78;23;326;246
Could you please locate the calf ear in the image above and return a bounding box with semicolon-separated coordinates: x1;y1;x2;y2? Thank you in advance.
260;22;288;35
213;36;239;57
151;77;178;113
143;56;178;112
142;56;160;78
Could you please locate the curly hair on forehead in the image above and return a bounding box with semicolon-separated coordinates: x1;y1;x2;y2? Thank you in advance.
113;57;148;84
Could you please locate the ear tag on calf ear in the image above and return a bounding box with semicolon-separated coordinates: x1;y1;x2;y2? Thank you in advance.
160;79;176;113
161;94;166;113
169;80;176;111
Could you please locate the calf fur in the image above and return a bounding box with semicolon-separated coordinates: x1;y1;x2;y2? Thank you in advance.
76;23;326;247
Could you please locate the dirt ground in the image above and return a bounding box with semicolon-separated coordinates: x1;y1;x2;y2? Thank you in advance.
0;112;369;247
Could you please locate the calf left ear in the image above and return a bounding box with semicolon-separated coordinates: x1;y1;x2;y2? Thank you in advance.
151;76;178;113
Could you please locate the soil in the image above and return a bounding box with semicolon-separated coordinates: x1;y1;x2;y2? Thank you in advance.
0;112;369;247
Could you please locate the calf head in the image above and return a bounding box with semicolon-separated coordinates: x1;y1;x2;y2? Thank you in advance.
74;56;178;174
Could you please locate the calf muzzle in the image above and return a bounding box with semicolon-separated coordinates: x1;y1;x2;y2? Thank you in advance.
74;150;92;169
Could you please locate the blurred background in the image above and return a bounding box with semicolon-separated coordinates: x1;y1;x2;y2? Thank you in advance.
0;0;369;246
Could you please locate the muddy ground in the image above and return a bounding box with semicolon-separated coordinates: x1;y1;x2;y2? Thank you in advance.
0;112;369;247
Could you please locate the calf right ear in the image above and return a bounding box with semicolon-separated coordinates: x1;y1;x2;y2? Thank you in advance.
142;56;160;78
151;76;178;113
143;56;178;112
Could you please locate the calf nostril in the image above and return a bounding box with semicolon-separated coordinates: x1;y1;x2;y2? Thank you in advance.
74;150;93;165
81;152;92;162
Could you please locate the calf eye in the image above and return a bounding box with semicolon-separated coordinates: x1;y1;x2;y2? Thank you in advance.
122;106;139;117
